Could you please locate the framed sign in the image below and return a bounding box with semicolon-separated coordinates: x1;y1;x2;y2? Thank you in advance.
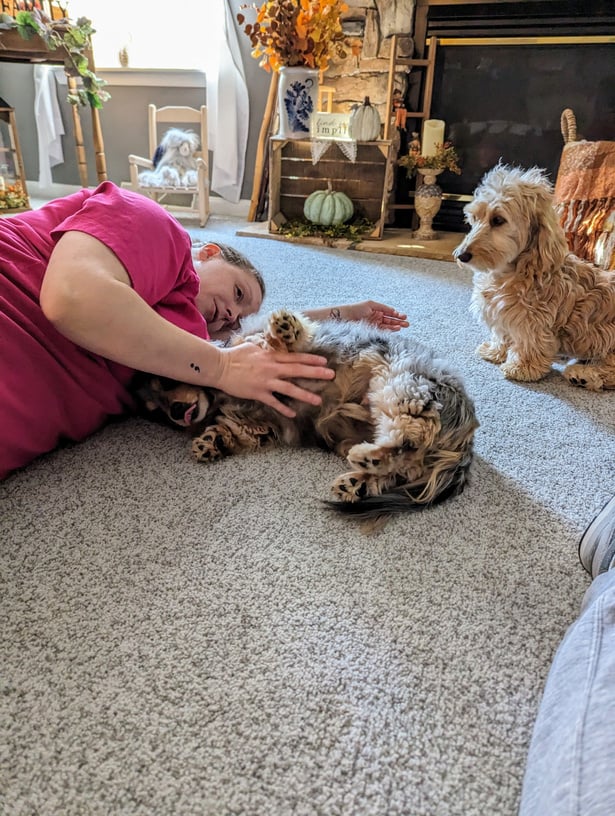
310;113;352;141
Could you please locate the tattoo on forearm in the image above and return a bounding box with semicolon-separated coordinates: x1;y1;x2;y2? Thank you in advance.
329;308;342;321
190;362;201;373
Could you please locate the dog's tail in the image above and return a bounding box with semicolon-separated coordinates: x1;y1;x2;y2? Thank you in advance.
324;444;474;521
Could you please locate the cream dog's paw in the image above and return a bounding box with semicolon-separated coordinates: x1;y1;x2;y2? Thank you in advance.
477;341;508;364
500;360;549;382
562;363;605;391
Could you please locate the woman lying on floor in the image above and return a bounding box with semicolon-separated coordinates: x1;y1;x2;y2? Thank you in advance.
0;180;408;480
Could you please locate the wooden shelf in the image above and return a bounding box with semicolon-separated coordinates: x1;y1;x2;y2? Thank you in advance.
0;27;76;65
394;58;431;67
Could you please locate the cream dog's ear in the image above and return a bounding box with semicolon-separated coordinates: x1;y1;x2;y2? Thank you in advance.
517;184;568;277
534;192;569;274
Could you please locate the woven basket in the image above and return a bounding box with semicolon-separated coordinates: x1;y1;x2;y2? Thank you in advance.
560;108;577;144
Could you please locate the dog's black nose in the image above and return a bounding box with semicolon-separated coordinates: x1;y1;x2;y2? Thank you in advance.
170;401;192;421
457;251;473;263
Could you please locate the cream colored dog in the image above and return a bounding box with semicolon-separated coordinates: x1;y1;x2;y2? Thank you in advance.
454;163;615;390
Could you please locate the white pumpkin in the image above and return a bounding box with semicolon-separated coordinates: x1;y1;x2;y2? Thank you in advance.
348;96;382;142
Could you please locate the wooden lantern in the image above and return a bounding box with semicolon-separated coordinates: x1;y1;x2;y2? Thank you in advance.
0;97;30;214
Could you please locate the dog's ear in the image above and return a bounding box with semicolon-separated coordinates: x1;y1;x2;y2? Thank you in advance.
517;184;568;277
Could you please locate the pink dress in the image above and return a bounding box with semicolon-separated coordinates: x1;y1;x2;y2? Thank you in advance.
0;181;208;479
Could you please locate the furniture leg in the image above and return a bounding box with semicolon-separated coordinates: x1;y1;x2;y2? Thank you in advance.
67;75;88;187
90;106;107;182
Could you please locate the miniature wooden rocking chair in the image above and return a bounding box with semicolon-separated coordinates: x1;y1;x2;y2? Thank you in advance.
128;104;210;227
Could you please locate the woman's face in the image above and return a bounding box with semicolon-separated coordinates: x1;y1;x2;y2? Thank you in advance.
194;251;263;340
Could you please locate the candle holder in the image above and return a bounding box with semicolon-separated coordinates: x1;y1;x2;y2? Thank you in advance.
397;141;462;241
413;169;443;241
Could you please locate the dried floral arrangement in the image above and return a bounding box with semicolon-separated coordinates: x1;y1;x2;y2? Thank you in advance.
237;0;358;72
0;181;29;210
0;8;109;108
398;142;462;178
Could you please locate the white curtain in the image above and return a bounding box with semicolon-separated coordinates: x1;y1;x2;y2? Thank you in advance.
207;0;249;203
33;65;65;189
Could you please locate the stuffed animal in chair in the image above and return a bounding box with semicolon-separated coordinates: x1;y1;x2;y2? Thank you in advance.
138;128;200;188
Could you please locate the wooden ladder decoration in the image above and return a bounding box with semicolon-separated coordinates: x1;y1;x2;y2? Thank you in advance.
383;34;438;142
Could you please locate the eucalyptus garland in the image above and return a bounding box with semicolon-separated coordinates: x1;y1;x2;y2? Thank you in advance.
277;217;376;244
0;9;109;109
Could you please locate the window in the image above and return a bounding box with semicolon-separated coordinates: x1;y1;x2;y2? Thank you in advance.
67;0;223;73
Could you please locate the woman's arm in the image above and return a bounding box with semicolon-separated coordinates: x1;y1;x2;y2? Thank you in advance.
40;231;334;417
302;301;409;331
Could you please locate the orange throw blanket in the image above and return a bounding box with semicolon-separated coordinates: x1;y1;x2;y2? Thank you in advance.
554;140;615;269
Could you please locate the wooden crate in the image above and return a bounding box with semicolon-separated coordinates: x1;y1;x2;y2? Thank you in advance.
268;137;396;239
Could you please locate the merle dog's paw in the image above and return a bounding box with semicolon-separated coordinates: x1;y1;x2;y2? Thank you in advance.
347;443;388;473
192;429;225;462
268;310;309;350
330;472;369;503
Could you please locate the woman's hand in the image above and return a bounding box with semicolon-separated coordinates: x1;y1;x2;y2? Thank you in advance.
302;301;409;331
215;342;335;418
340;301;409;330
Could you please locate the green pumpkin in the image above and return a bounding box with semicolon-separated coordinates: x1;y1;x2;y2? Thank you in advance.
303;181;354;226
348;96;382;142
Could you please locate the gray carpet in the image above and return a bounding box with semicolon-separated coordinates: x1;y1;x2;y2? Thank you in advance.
2;216;615;816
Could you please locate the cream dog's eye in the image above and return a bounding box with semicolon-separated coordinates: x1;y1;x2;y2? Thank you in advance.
491;214;506;227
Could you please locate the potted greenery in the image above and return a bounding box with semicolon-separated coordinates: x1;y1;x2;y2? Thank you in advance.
398;141;462;179
237;1;359;140
0;8;109;108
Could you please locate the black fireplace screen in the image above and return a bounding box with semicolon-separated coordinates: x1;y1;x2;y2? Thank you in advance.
427;40;615;227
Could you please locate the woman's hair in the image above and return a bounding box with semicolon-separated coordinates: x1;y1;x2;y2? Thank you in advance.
211;242;266;299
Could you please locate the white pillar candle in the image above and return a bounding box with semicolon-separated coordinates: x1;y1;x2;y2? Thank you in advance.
421;119;445;157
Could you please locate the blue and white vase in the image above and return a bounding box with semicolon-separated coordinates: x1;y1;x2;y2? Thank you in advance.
277;66;319;140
